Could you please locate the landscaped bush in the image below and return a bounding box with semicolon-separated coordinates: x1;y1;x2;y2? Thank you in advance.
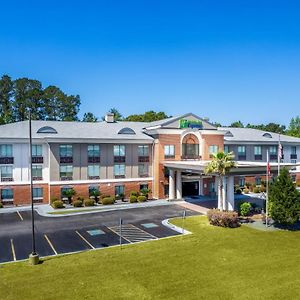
100;194;111;200
207;209;240;228
50;197;59;204
101;197;115;205
129;195;138;203
253;187;260;193
84;199;95;207
73;200;83;207
239;202;252;217
77;197;84;201
260;186;266;193
130;191;138;197
235;188;242;195
0;203;3;208
51;200;65;209
137;195;147;202
243;188;249;194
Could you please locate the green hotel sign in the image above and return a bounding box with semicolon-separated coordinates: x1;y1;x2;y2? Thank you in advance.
179;119;203;129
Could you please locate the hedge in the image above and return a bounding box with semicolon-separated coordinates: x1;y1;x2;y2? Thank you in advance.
239;202;252;217
101;197;115;205
0;203;3;208
207;209;239;228
137;195;147;202
73;200;83;207
129;195;138;203
51;200;65;209
84;199;95;207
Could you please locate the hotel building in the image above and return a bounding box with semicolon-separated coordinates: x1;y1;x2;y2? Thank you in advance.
0;113;299;210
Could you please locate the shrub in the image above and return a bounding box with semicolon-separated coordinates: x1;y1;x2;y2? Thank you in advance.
0;203;3;208
50;197;59;204
62;188;76;204
101;197;115;205
239;202;252;216
129;195;138;203
243;188;249;194
130;191;138;197
207;209;239;228
245;182;251;188
137;195;147;202
253;187;260;193
100;194;111;200
84;199;95;207
235;188;242;195
140;188;151;198
260;186;266;193
90;189;100;202
51;200;64;209
73;200;83;207
77;196;84;201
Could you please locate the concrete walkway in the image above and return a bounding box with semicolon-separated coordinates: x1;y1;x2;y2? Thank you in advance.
176;201;209;214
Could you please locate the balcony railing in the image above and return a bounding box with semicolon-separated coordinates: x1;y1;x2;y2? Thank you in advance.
114;174;125;179
0;157;14;164
60;157;73;164
254;155;262;161
33;176;43;181
139;173;149;178
60;176;73;181
32;156;44;164
238;155;247;161
181;155;201;160
114;156;125;163
164;155;175;160
138;156;149;163
1;177;13;182
88;156;100;163
88;176;100;180
291;154;297;160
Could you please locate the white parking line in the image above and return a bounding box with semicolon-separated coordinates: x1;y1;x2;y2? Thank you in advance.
44;235;58;255
16;211;23;221
10;239;16;261
75;231;95;249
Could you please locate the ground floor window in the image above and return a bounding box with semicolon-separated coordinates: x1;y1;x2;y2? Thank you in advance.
33;187;43;199
255;176;261;186
1;188;13;201
239;177;245;187
61;186;73;198
115;185;125;196
89;185;99;194
140;184;148;191
164;184;169;196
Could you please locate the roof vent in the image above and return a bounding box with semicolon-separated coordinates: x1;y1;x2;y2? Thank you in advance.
118;127;136;135
263;133;272;138
37;126;57;134
105;113;115;123
225;131;234;137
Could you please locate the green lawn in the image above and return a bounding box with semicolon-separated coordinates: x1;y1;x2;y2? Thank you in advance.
1;216;300;300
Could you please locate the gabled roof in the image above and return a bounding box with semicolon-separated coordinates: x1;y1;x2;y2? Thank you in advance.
220;127;300;143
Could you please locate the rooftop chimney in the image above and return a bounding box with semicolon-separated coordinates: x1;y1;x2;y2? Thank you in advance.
105;113;115;123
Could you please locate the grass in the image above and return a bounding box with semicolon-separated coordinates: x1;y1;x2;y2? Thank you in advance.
49;208;105;215
1;216;300;300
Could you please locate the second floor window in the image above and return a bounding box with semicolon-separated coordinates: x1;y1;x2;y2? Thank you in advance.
0;166;13;180
114;145;125;157
32;165;43;179
88;145;100;157
224;145;229;154
60;145;73;157
88;165;100;178
60;165;73;178
138;164;149;176
114;164;125;177
32;145;43;157
238;146;246;155
209;145;219;155
138;145;149;156
254;146;262;155
291;146;297;155
164;145;175;158
0;145;12;157
269;146;277;155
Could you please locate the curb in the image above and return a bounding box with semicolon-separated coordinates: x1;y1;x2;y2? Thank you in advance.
162;219;192;235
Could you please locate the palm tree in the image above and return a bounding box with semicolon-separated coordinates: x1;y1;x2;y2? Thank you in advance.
205;151;236;211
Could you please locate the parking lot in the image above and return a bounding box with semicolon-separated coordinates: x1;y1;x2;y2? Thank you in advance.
0;205;199;263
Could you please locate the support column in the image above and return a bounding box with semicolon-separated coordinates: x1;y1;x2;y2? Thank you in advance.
226;176;235;211
199;177;204;196
176;170;182;199
168;169;175;200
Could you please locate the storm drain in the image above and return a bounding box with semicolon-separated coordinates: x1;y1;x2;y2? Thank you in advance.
108;224;157;243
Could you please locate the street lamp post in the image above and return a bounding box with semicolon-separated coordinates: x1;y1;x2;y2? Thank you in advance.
28;111;39;265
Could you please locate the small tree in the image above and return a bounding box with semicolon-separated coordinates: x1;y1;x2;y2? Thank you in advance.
205;151;236;211
268;168;300;225
62;188;76;204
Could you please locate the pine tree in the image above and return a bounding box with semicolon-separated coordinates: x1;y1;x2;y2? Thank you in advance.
269;168;300;225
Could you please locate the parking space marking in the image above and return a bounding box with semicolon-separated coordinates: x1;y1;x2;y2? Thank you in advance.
10;239;16;261
108;224;157;243
44;235;58;255
16;211;23;221
75;231;95;249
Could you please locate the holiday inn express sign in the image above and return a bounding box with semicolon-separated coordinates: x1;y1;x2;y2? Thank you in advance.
179;119;203;129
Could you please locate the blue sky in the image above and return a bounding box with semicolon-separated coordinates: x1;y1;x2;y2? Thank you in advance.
1;0;300;125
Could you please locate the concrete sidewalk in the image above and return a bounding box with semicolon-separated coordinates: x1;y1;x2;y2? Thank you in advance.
177;201;209;214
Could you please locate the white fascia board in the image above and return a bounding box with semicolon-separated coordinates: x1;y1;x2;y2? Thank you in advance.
0;180;49;186
50;177;154;186
43;138;154;144
200;130;225;135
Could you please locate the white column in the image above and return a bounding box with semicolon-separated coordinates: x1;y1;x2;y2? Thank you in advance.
226;176;235;211
176;170;182;199
222;177;227;210
168;169;175;200
199;177;203;196
215;176;222;209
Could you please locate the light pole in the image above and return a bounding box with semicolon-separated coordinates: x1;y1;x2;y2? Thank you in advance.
28;111;39;265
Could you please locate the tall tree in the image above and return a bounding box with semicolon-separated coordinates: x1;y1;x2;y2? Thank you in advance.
246;123;286;134
205;152;236;211
287;116;300;138
0;75;13;124
102;108;123;121
82;112;98;122
58;94;81;121
230;121;244;128
125;110;170;122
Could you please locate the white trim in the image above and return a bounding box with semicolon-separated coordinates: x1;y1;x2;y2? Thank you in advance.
0;180;49;186
50;177;154;186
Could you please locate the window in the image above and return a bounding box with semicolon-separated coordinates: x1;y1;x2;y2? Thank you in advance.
89;185;99;195
61;186;73;198
164;145;175;158
114;164;125;177
138;145;149;156
140;184;148;191
238;146;246;155
88;145;100;157
209;145;218;155
60;165;73;179
37;126;57;134
138;164;149;177
291;159;297;164
269;146;277;155
254;146;262;155
0;145;12;157
239;177;245;187
32;165;43;179
255;177;261;186
0;166;13;180
114;145;125;156
1;188;13;201
291;146;297;155
59;145;73;157
115;185;125;196
33;187;43;199
118;128;136;135
88;165;100;178
224;145;229;154
32;145;43;157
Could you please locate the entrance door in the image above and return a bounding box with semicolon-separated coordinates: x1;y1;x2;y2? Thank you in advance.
182;181;199;197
